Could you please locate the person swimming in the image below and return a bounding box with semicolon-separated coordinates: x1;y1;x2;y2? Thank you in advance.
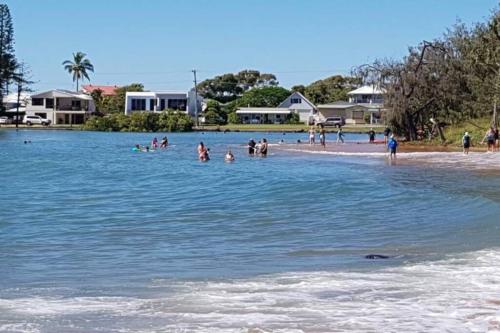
132;144;142;152
225;149;235;162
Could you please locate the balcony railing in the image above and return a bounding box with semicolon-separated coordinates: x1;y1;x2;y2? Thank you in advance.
56;106;88;111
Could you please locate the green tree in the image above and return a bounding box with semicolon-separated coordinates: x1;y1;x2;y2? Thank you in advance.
62;52;94;91
236;86;291;108
90;89;104;114
0;4;17;109
303;75;360;105
103;83;144;114
197;69;278;103
227;112;241;124
203;99;226;124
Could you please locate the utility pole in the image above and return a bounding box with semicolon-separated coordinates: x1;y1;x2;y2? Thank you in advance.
192;69;199;128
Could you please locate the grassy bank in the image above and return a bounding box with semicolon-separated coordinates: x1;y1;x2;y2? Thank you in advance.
197;124;385;133
0;124;83;130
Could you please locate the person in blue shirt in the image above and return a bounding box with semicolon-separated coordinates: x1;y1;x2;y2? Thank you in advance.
388;135;398;159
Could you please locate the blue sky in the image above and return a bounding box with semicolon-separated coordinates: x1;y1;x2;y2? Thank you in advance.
5;0;498;92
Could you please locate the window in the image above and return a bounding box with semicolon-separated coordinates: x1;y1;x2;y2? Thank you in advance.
71;100;81;109
290;98;302;104
45;98;54;109
352;111;364;119
35;113;47;118
131;99;146;110
149;99;155;111
160;99;166;111
276;114;281;119
32;98;43;106
167;98;187;111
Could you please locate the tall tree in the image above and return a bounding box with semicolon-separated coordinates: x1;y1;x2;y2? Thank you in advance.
302;75;361;105
62;52;94;91
12;62;34;128
0;4;17;111
196;70;278;103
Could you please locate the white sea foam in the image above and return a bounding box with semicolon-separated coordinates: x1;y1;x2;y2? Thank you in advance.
1;249;500;332
284;148;500;170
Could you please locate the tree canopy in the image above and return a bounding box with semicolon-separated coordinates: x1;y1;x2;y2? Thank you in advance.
292;75;360;105
354;8;500;141
62;52;94;91
0;4;17;109
197;69;278;103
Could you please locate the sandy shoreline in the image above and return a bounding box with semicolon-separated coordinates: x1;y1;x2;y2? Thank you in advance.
273;141;500;171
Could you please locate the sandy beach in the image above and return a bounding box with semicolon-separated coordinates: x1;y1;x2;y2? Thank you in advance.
274;140;500;171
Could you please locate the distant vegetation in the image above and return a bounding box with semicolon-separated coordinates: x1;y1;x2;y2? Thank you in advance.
84;110;193;132
62;52;94;92
355;8;499;141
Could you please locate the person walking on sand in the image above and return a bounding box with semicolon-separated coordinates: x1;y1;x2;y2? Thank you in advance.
388;135;398;159
383;127;391;144
319;125;326;147
494;127;499;152
481;128;495;153
368;128;376;143
336;128;345;144
308;127;316;145
462;131;471;155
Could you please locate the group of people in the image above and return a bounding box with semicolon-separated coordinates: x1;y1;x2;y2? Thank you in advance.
460;127;500;154
247;138;269;156
133;136;169;152
196;138;269;162
308;126;327;146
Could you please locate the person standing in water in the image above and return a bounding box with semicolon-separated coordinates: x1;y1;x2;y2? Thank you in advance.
388;135;398;159
198;142;209;161
248;138;256;155
151;137;158;149
260;138;268;157
337;128;345;144
494;127;499;151
160;136;168;148
319;125;326;147
225;149;235;162
462;131;471;155
308;127;316;145
368;128;376;143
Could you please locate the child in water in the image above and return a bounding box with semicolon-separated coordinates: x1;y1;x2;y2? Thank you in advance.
225;149;235;162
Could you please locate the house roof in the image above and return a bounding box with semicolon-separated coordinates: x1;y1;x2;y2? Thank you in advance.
236;107;291;115
347;85;385;95
125;91;187;97
317;101;361;109
82;84;119;96
278;91;317;110
31;89;93;100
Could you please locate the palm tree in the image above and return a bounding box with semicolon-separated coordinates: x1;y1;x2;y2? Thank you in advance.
62;52;94;91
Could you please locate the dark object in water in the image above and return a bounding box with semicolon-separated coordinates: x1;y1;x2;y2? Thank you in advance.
365;254;390;259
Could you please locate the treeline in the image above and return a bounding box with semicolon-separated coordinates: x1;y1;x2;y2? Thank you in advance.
84;111;193;132
355;9;500;141
197;70;358;125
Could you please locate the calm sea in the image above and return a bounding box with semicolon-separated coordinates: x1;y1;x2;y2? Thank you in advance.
0;130;499;332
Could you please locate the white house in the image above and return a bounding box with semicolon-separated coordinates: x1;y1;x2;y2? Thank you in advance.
317;85;386;125
235;107;291;124
124;90;202;117
26;89;95;125
278;91;317;124
235;91;317;124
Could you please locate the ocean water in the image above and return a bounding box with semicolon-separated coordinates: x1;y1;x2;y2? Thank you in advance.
0;130;499;333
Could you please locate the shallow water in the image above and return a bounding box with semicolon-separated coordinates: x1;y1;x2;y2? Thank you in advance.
0;130;499;332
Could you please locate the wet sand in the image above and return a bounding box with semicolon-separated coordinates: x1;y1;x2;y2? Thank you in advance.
273;141;500;171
